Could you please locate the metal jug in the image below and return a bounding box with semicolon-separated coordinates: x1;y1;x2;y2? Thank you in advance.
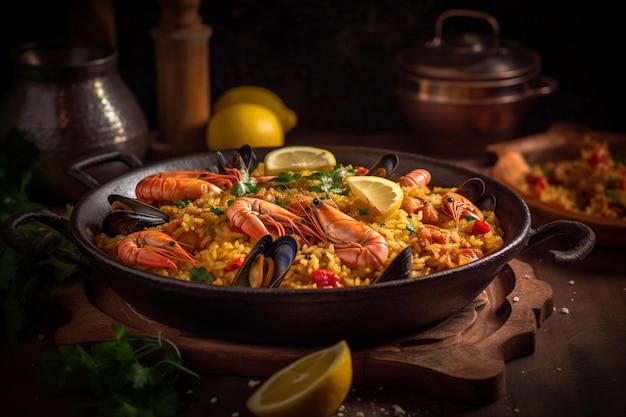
0;40;150;204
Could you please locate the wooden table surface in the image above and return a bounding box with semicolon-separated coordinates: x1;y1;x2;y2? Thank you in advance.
1;131;624;417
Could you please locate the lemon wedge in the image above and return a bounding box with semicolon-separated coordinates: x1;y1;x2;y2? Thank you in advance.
347;175;404;220
264;146;336;175
247;340;353;417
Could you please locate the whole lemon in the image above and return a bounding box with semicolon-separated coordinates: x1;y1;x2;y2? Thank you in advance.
206;103;284;151
213;86;298;133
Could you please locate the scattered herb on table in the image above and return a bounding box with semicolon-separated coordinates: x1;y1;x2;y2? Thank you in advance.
0;128;89;340
40;324;200;417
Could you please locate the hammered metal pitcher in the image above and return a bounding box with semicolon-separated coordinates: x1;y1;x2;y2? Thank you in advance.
0;40;150;204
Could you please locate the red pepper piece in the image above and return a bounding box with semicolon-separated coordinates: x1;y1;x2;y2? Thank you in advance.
525;173;547;197
471;219;491;235
356;166;368;174
225;256;245;272
310;268;343;288
587;148;604;165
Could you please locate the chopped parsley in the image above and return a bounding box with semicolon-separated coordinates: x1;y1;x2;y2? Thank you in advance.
268;171;302;189
0;129;88;340
231;173;258;196
210;206;224;215
40;324;199;417
174;199;192;208
304;167;349;195
190;266;214;283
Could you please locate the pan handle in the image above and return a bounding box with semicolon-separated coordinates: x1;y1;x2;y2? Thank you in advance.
65;148;144;189
1;209;70;254
525;220;596;263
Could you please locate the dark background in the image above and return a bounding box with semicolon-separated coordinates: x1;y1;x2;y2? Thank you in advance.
1;0;623;138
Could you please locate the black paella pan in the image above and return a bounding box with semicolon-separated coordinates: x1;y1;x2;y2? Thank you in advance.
1;146;595;346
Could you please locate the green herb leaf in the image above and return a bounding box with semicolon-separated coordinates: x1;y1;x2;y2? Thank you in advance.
0;129;89;340
210;206;224;215
175;199;192;208
231;174;258;196
269;171;302;191
190;267;214;283
304;167;348;195
40;325;199;417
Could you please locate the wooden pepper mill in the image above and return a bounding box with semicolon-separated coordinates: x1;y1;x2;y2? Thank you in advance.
150;0;212;157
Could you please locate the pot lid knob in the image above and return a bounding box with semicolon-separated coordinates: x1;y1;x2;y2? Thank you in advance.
430;9;500;50
394;9;542;82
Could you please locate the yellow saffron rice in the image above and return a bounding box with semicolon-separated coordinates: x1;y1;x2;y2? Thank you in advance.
95;166;504;289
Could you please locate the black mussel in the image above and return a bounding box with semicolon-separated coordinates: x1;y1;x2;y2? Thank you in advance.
107;194;170;219
217;144;258;174
365;153;400;179
454;178;486;202
373;246;413;284
102;194;170;237
232;235;298;288
265;235;299;288
232;235;271;288
102;211;169;237
476;193;497;212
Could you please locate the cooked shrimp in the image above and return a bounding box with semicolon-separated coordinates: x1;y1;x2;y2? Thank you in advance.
306;197;388;270
117;230;198;271
226;197;318;241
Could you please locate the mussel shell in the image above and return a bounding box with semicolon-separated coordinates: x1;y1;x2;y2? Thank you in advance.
454;178;486;202
372;246;412;284
232;235;272;287
107;194;170;220
217;144;258;174
101;194;170;237
232;235;298;288
265;235;299;288
101;211;169;237
476;193;497;212
365;153;399;178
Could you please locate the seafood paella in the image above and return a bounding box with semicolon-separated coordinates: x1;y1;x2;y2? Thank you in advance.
518;136;626;221
95;146;504;289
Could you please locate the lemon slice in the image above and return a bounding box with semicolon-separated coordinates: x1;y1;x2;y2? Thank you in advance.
264;146;336;175
347;175;404;220
246;340;353;417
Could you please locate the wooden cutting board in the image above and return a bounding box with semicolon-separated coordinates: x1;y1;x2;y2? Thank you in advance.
50;259;552;404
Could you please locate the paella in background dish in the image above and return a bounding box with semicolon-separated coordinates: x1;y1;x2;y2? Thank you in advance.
489;124;626;248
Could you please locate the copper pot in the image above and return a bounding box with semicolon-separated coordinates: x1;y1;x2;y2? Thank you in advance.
391;9;558;156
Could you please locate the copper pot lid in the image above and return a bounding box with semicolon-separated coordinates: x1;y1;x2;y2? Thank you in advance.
393;9;543;83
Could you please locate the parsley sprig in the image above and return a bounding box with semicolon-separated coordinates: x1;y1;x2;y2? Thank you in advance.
40;324;199;417
304;165;352;195
230;168;258;196
0;129;89;340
